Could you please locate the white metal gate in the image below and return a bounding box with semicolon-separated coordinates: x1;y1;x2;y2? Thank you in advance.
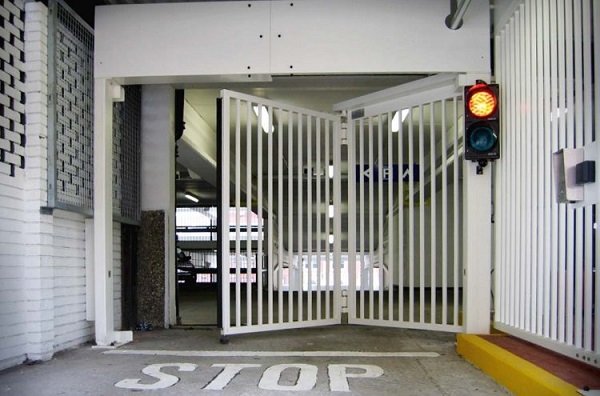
220;74;465;336
219;90;342;336
336;74;465;332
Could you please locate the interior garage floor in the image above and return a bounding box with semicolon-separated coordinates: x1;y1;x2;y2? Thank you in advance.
176;285;462;327
0;325;510;395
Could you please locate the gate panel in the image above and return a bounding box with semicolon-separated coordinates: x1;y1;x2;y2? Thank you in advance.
220;90;341;336
344;82;464;332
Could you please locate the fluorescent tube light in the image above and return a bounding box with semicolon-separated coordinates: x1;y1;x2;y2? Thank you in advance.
391;109;410;132
184;192;199;203
253;105;274;133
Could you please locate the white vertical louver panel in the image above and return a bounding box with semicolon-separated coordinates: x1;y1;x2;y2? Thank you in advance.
494;0;599;367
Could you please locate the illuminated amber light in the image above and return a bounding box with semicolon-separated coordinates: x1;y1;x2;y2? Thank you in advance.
468;88;497;118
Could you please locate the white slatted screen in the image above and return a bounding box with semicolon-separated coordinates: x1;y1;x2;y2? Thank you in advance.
495;0;599;367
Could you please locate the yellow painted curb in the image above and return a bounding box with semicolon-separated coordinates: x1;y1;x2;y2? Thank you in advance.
456;334;580;396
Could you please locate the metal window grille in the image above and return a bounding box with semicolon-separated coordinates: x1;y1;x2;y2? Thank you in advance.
113;85;141;225
47;1;141;222
47;0;94;214
0;0;26;177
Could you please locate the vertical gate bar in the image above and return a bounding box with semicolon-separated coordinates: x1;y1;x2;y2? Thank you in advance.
398;109;404;323
359;118;365;319
246;101;253;326
452;98;459;326
307;115;313;321
418;104;425;323
288;112;294;323
316;118;322;320
523;1;533;333
325;120;331;319
441;100;448;325
277;109;284;324
501;25;509;327
234;99;242;327
408;107;415;323
582;0;593;350
297;114;304;322
517;4;526;331
573;0;583;348
556;0;567;341
505;15;519;325
511;7;517;328
220;94;231;333
528;0;539;336
377;115;384;321
257;104;264;326
594;0;600;355
564;0;575;344
429;102;436;324
235;99;242;328
514;5;523;329
368;117;375;320
542;0;551;337
387;112;394;322
549;0;559;340
267;105;274;325
535;0;545;334
333;117;342;322
348;119;357;322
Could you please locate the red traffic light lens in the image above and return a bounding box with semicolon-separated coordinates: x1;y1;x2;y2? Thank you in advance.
467;84;497;118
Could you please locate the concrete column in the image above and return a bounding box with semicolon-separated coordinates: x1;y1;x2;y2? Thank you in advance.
23;1;55;362
93;78;132;346
462;161;492;334
140;85;176;327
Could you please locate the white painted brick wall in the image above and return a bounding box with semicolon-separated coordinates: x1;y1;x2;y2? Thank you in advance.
0;0;27;372
0;173;26;371
0;1;127;371
52;210;93;350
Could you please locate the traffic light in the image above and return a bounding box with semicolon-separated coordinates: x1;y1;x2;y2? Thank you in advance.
464;82;500;161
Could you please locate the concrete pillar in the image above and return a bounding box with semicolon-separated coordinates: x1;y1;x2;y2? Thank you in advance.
23;1;55;361
462;161;492;334
140;85;176;327
93;78;132;346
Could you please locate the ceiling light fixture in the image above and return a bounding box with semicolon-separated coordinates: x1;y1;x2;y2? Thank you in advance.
391;109;410;132
184;192;199;203
328;204;335;218
253;105;274;133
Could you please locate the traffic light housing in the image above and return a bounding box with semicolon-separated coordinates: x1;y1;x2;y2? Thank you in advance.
464;82;500;161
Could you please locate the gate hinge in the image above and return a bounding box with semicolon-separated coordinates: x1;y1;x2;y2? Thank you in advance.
340;114;348;145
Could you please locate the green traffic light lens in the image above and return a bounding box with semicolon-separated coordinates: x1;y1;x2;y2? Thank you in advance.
469;125;497;152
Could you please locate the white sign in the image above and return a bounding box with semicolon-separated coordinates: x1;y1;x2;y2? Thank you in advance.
115;362;384;392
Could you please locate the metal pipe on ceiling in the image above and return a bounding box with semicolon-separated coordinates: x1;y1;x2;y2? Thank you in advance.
445;0;472;30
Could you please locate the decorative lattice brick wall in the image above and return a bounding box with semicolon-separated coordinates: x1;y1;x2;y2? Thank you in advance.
0;0;26;177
